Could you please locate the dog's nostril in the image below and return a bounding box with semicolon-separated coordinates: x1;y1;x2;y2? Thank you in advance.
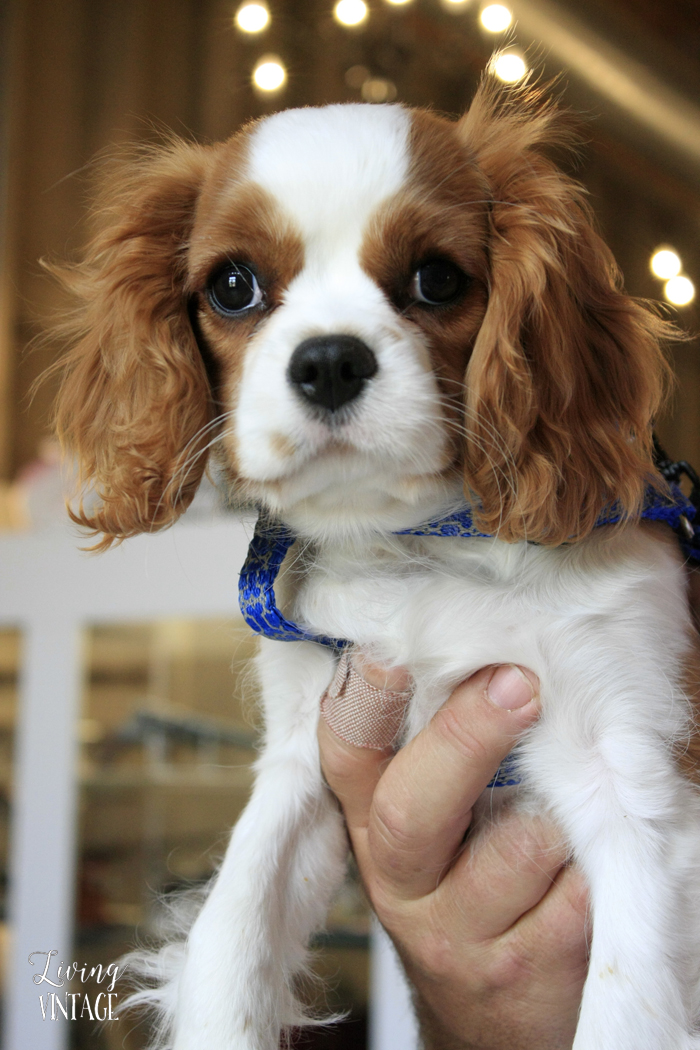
288;335;378;413
301;363;319;384
339;361;357;382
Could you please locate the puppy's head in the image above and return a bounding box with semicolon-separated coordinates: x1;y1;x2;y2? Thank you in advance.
54;80;671;548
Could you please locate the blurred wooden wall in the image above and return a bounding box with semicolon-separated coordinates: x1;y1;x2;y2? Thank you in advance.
1;0;290;481
1;0;698;484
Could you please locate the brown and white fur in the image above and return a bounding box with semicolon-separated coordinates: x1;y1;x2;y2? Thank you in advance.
54;80;700;1049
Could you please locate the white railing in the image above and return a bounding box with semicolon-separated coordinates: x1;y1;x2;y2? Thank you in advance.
0;516;417;1050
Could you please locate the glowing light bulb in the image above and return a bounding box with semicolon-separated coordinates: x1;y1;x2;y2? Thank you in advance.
491;52;527;82
385;0;412;4
235;2;270;32
334;0;368;25
361;77;397;102
664;275;695;306
253;56;286;91
480;4;512;31
650;248;681;280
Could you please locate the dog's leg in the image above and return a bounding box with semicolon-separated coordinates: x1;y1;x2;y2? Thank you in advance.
530;651;700;1050
569;811;696;1050
148;638;346;1050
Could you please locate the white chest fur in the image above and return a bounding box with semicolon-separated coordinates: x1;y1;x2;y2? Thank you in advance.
296;524;690;741
286;523;700;1050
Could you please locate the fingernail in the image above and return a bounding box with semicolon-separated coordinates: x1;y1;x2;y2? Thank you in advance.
487;665;536;710
350;652;412;694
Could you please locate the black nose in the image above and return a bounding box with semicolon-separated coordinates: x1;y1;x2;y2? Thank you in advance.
287;335;378;413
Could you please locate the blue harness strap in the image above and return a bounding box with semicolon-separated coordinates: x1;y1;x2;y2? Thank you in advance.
237;481;700;788
484;750;523;789
239;484;699;649
238;514;351;650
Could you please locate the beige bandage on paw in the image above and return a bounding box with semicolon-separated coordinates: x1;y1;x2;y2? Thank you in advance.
320;651;413;750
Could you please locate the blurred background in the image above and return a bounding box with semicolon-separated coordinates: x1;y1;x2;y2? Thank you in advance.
0;0;699;1048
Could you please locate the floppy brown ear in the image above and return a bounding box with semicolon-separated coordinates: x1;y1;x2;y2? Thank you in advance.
52;140;213;549
457;80;674;545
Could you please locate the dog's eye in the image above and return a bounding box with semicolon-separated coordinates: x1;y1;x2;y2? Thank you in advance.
410;260;466;305
207;264;263;315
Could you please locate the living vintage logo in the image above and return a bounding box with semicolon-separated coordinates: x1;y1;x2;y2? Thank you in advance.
29;950;124;1021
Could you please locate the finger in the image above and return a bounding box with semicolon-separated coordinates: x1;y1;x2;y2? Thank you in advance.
321;651;412;751
318;652;410;832
513;862;590;969
437;811;571;942
366;664;540;900
318;708;394;832
351;651;413;694
473;866;589;1041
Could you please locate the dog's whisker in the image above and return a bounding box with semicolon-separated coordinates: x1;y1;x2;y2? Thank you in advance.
147;414;236;532
161;414;230;500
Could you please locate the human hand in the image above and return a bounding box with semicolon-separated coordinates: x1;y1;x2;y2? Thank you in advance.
318;658;589;1050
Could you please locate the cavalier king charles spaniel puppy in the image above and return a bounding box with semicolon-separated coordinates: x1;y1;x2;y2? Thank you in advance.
54;78;700;1049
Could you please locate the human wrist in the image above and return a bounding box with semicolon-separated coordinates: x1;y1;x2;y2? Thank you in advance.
413;992;475;1050
399;949;579;1050
388;946;479;1050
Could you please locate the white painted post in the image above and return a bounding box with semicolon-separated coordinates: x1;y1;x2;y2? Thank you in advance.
5;616;83;1050
369;919;420;1050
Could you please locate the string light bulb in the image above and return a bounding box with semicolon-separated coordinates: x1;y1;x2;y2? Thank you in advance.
650;247;682;280
664;275;695;307
235;2;270;32
491;52;527;82
361;77;397;101
252;56;287;91
334;0;368;25
480;4;512;31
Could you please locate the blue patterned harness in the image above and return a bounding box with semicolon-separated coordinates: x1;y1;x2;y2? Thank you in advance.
238;483;700;787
